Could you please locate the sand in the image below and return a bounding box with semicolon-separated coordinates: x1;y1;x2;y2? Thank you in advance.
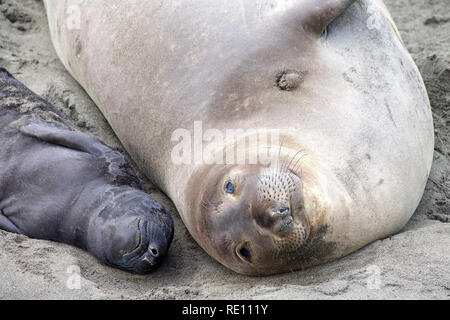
0;0;448;299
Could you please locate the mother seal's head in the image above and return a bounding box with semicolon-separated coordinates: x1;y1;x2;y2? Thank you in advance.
187;146;321;275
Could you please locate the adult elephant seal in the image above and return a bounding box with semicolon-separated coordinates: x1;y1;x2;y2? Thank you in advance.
0;68;174;274
44;0;434;275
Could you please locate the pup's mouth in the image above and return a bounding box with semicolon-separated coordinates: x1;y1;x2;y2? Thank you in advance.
121;218;156;263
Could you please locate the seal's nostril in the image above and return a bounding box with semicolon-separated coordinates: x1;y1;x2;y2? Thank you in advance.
274;207;290;216
149;247;159;257
276;70;304;91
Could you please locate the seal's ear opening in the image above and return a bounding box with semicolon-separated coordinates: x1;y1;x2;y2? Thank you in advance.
299;0;356;37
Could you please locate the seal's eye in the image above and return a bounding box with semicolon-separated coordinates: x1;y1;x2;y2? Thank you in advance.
224;180;235;194
236;242;252;263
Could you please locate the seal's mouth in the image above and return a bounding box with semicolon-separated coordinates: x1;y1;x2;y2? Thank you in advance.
121;218;146;257
121;218;163;271
136;219;153;262
279;215;294;234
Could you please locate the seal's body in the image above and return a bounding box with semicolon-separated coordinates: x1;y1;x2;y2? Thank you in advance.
44;0;434;275
0;68;174;274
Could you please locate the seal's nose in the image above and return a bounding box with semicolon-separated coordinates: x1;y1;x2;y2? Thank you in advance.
142;247;161;266
142;240;167;266
268;204;294;235
149;246;160;258
273;206;290;217
143;219;170;264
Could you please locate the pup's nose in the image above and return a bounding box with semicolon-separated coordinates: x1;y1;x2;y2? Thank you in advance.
142;245;162;267
149;245;160;258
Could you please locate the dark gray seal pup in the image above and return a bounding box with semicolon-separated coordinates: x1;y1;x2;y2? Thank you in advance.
0;68;174;274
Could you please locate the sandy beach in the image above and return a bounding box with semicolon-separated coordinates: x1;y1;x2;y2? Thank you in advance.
0;0;448;299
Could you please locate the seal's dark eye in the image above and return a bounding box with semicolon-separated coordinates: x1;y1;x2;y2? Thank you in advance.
224;180;235;194
237;243;252;263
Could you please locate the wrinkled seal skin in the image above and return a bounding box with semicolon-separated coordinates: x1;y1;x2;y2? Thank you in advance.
45;0;434;275
0;68;174;274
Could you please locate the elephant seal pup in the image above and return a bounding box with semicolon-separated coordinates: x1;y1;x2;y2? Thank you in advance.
0;68;174;274
45;0;434;275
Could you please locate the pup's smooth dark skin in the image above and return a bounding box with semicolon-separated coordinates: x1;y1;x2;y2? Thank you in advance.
0;68;174;274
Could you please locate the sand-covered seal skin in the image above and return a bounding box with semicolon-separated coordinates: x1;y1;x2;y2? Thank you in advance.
45;0;434;275
0;68;174;274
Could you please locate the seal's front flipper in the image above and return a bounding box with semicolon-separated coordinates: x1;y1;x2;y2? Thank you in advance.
20;121;108;156
286;0;356;38
20;120;141;186
0;210;23;234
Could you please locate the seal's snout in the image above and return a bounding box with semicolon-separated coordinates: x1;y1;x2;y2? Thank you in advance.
265;203;295;235
91;189;174;274
273;205;290;217
142;245;162;266
250;167;307;240
142;224;169;264
137;218;171;267
114;219;170;274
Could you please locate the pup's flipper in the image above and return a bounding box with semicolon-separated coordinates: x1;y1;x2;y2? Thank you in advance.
20;120;107;156
20;120;141;187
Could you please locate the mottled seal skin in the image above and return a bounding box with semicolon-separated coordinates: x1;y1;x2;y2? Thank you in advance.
45;0;434;275
0;68;174;274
